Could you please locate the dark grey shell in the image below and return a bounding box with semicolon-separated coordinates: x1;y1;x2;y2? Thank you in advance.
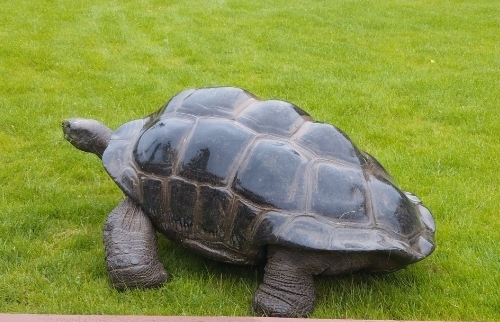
102;87;435;270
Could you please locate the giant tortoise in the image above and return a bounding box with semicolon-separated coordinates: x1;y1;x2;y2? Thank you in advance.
62;86;435;317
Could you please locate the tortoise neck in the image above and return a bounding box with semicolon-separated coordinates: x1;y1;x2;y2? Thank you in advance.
92;125;112;158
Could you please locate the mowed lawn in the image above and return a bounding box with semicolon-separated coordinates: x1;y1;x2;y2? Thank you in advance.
1;0;499;320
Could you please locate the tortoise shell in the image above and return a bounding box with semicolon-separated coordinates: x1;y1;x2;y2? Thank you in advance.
102;87;435;269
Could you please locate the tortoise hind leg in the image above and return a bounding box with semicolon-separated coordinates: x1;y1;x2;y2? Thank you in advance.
103;197;168;290
252;246;323;317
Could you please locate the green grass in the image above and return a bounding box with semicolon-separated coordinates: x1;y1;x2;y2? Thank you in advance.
1;0;499;320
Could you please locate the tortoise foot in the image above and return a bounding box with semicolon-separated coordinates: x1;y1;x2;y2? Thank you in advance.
252;282;313;318
252;247;315;318
104;198;168;290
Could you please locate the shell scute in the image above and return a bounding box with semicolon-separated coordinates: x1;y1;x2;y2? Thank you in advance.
141;177;165;219
232;140;307;210
236;100;310;136
176;87;255;118
116;166;140;202
311;163;368;222
168;178;196;233
197;186;233;238
294;122;360;165
135;117;194;176
273;215;371;251
231;200;261;250
178;119;253;186
368;177;423;237
162;89;196;114
252;211;289;245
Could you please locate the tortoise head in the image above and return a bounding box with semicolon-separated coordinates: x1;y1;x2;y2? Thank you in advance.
62;118;112;159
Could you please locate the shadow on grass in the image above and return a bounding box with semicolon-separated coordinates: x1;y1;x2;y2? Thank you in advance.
156;234;264;284
153;231;420;318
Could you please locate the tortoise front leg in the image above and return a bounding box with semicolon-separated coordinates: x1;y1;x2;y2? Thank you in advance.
252;246;322;317
103;197;168;290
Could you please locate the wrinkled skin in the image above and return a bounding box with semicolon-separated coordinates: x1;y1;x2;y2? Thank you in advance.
103;197;168;290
